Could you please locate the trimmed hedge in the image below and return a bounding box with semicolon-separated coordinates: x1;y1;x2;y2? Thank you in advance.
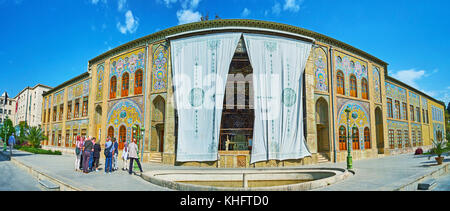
16;146;62;155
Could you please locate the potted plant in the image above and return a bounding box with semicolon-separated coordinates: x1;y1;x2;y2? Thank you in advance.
431;139;445;165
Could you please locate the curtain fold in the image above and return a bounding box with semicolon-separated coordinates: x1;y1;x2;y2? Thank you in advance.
171;33;242;162
243;33;312;163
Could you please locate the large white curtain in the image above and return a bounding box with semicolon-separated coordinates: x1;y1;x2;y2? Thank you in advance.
171;33;242;162
243;33;312;163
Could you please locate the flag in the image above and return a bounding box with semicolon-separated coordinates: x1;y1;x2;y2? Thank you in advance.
15;96;19;113
3;92;8;105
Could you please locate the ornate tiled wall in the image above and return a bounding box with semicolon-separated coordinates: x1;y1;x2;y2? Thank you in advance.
152;42;169;93
96;63;104;102
409;92;420;107
67;79;90;101
432;105;444;122
433;123;445;141
372;66;382;104
334;51;368;99
110;47;146;97
385;82;407;119
387;120;409;148
106;97;144;142
336;98;371;150
313;46;328;92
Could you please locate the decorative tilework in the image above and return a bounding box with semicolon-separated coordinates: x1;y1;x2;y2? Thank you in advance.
385;82;407;102
337;98;370;150
152;43;168;92
334;51;368;98
110;48;146;79
68;79;90;101
433;123;445;141
387;120;410;148
421;97;428;109
314;47;328;92
53;90;65;105
96;64;105;102
409;92;420;107
107;99;143;142
432;105;444;122
373;66;381;104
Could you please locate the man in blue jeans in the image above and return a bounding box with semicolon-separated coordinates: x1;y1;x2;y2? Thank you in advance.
8;135;16;161
104;138;113;174
88;137;95;171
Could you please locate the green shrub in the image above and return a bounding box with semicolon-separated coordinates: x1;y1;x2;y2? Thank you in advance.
16;145;61;155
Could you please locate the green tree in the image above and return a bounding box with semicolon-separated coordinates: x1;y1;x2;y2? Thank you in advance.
17;121;29;145
25;127;47;148
447;102;450;114
0;117;15;144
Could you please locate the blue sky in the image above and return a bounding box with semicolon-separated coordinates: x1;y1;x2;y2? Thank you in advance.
1;0;449;105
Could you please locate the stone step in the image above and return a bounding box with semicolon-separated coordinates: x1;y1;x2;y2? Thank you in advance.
317;153;330;163
148;154;163;163
39;179;60;191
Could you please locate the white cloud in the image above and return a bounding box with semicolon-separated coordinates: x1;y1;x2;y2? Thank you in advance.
116;10;139;34
177;9;201;25
161;0;178;7
118;0;127;11
269;0;303;16
283;0;301;12
391;68;450;104
91;0;107;5
241;8;251;18
391;69;427;88
272;2;281;15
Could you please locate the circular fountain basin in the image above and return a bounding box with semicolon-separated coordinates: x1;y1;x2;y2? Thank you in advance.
141;168;352;191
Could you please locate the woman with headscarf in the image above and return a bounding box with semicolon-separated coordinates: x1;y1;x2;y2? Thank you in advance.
75;136;82;171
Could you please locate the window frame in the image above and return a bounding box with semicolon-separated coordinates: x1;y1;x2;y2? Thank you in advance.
336;71;345;95
134;69;143;95
349;74;357;98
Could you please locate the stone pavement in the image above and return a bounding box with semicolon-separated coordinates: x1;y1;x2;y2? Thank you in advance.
313;153;450;191
1;143;449;191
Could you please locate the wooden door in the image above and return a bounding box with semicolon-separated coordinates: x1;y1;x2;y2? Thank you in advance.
159;127;164;153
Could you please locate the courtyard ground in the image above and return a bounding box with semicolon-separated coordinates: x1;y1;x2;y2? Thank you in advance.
0;143;448;191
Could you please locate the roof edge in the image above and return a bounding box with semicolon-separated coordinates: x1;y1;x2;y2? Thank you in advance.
43;72;90;97
88;19;388;67
386;75;446;107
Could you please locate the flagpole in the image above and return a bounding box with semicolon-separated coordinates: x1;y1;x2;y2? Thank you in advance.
2;91;6;151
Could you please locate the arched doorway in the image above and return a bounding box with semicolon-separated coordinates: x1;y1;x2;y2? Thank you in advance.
151;95;165;153
375;107;384;154
95;105;102;141
315;98;329;153
108;126;114;139
119;125;126;150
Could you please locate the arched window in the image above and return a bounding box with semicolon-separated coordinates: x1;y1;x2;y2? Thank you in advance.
108;126;114;139
119;125;126;150
122;73;129;97
361;78;368;100
397;130;403;149
350;75;357;98
110;76;117;99
134;69;143;95
337;71;345;95
388;129;395;149
352;127;360;150
339;126;347;150
364;127;370;149
404;130;410;147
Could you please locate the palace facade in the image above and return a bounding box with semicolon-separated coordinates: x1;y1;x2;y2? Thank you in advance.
41;19;446;168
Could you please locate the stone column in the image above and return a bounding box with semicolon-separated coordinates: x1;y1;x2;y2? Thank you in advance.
164;43;176;165
305;50;317;160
